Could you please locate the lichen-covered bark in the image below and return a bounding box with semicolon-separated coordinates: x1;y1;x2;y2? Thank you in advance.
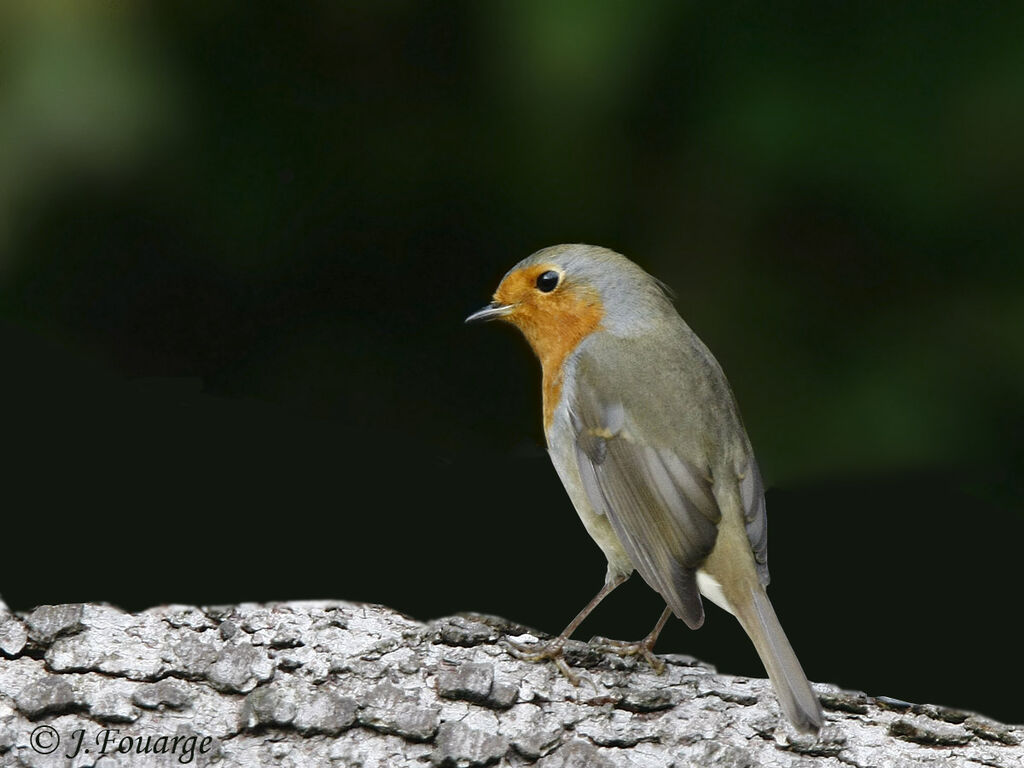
0;601;1019;767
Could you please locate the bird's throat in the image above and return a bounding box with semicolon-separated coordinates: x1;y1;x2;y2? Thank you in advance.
512;292;603;435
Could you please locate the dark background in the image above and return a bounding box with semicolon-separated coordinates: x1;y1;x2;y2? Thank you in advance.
1;2;1022;723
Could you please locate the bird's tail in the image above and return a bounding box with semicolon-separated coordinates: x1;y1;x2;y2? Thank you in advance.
732;585;823;734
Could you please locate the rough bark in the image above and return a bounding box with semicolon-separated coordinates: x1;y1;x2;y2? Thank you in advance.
0;600;1019;767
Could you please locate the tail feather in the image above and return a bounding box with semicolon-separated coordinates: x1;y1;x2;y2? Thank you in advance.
734;586;823;734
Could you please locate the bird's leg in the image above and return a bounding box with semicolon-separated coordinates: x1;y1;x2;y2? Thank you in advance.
594;605;672;674
504;575;627;684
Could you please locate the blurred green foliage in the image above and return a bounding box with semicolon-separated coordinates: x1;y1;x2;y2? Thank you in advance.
1;1;1022;497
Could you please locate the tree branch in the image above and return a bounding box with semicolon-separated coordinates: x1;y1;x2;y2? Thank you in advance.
0;602;1019;767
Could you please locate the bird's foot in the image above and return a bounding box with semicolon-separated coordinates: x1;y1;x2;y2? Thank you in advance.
502;634;565;662
592;635;666;675
502;635;581;685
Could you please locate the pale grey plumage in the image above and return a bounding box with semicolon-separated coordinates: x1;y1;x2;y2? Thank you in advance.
474;243;822;734
533;246;771;591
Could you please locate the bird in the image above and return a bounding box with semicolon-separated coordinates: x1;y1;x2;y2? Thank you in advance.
466;244;823;734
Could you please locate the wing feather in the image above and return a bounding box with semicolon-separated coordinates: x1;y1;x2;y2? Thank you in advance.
566;333;772;622
740;456;770;584
570;375;720;629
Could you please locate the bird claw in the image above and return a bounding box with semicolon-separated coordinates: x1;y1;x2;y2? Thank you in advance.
503;635;563;659
592;635;666;675
502;636;582;686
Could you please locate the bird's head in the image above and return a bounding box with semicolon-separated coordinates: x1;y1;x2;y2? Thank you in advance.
466;244;672;369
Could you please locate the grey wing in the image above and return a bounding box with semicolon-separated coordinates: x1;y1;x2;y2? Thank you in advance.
739;455;770;586
570;377;722;629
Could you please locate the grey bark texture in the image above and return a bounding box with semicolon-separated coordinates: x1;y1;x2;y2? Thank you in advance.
0;600;1019;767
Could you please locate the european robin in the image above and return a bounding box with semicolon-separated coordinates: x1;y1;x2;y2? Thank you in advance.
466;244;823;734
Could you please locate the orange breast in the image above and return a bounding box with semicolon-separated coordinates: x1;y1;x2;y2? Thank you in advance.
503;288;604;436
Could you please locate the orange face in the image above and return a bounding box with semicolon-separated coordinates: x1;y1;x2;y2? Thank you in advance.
492;263;604;431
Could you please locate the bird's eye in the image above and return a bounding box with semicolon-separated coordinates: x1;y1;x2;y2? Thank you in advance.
536;270;560;293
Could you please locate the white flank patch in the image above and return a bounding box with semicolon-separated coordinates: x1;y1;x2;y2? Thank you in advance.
696;570;735;616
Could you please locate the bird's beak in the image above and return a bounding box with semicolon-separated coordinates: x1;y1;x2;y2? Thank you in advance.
465;301;515;324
